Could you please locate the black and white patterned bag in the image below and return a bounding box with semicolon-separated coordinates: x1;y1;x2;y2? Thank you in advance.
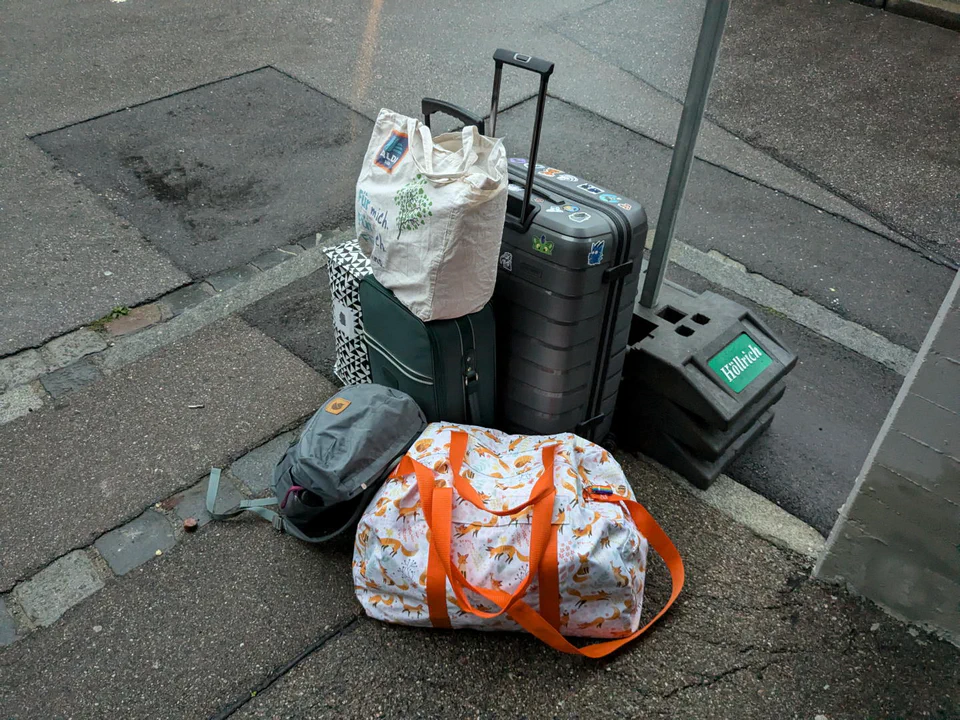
323;240;373;385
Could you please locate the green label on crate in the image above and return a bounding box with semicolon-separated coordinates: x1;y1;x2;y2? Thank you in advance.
708;333;772;393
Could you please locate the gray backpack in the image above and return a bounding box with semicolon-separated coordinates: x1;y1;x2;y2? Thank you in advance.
206;384;426;543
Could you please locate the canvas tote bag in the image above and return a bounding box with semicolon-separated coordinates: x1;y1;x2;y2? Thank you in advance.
355;109;508;321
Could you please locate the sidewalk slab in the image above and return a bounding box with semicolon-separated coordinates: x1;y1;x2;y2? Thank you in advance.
0;317;332;592
11;550;104;629
230;432;299;495
164;473;247;528
236;454;960;720
0;523;359;719
0;385;44;425
39;358;103;399
0;599;19;647
39;328;107;372
0;350;45;392
94;510;177;576
159;282;213;317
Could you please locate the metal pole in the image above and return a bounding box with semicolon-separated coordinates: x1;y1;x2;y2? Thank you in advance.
639;0;729;308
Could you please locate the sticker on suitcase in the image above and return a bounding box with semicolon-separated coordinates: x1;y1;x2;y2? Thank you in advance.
599;193;621;204
561;204;579;213
569;211;591;223
578;183;603;195
587;240;605;266
538;167;563;177
532;235;555;256
499;251;513;272
556;174;579;182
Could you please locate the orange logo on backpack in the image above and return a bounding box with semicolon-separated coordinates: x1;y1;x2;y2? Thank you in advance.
325;398;351;415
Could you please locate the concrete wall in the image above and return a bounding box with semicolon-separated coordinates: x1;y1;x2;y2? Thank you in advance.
816;270;960;643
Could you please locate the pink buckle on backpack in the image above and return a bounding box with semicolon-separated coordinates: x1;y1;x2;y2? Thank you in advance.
280;485;305;510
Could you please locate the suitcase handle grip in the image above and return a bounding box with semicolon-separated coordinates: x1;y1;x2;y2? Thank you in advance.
421;98;486;136
493;49;555;76
489;48;554;232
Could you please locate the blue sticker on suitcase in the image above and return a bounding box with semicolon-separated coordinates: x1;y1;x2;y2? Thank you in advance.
587;240;605;266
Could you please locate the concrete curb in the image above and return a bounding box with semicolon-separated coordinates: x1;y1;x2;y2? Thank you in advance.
884;0;960;31
0;230;352;426
687;475;826;560
645;229;918;375
632;447;826;560
0;425;302;647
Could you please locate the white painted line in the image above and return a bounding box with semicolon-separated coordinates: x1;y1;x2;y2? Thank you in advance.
662;234;916;375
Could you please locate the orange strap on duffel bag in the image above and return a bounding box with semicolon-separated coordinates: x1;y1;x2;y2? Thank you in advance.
386;430;684;657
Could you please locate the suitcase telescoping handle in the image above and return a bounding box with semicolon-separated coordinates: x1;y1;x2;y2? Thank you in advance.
489;49;555;232
421;98;486;136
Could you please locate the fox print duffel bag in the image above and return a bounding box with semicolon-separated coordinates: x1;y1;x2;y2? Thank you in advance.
352;423;684;656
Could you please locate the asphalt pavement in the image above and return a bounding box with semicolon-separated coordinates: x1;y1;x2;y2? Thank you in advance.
494;97;954;352
0;317;326;592
2;367;958;719
1;0;957;606
557;0;960;262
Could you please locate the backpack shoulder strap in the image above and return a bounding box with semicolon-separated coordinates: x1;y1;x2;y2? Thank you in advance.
205;467;372;544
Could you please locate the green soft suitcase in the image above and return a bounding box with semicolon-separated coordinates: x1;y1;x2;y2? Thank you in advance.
359;275;496;426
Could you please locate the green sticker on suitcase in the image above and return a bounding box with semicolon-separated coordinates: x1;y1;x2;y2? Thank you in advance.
708;334;771;393
532;235;554;256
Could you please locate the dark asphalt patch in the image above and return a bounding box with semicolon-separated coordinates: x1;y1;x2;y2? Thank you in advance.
240;268;337;381
33;68;373;279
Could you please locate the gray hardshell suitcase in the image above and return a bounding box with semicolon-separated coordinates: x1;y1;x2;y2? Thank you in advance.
488;50;648;442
